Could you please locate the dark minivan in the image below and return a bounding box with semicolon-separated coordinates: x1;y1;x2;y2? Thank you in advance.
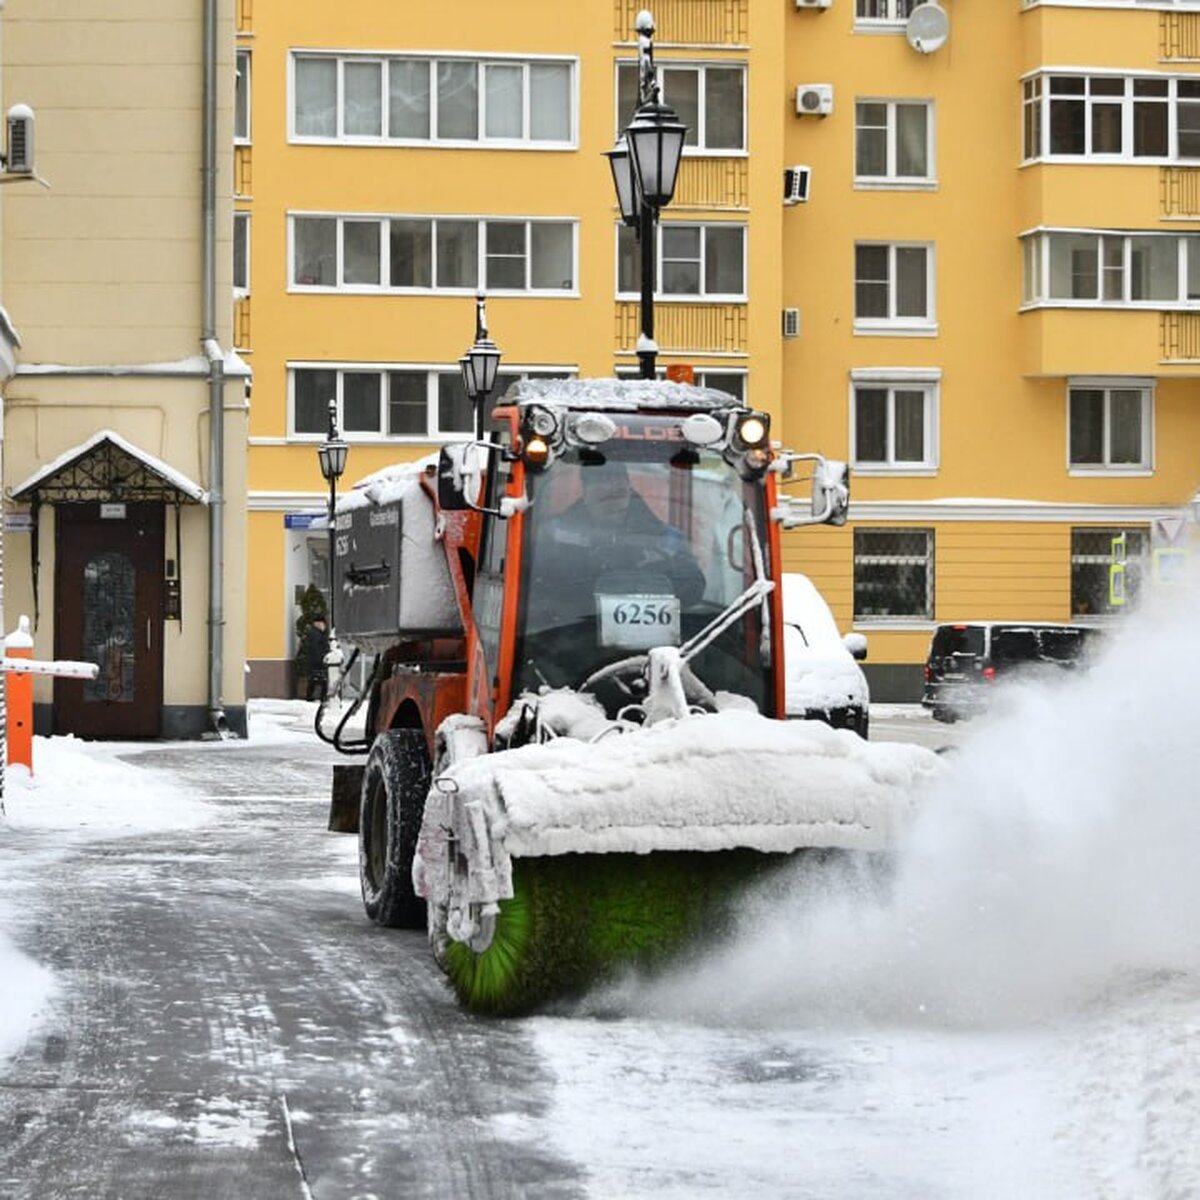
921;622;1104;723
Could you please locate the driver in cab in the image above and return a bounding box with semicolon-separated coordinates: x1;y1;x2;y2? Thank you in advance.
534;460;706;613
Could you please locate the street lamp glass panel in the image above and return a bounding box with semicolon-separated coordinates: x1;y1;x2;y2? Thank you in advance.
464;345;502;397
318;439;348;482
627;104;686;209
605;139;639;225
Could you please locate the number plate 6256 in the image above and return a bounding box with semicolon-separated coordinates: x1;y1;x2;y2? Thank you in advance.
596;593;681;649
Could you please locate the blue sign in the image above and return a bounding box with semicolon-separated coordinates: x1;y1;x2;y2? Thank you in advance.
285;512;321;530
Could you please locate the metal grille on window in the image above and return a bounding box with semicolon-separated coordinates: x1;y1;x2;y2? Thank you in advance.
854;528;933;620
1071;527;1146;617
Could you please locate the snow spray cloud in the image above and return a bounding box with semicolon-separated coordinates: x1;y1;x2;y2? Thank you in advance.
607;571;1200;1028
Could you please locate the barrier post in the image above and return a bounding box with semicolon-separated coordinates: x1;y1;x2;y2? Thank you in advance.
4;615;34;773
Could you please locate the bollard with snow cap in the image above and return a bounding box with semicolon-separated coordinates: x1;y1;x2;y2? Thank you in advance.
1;615;99;775
4;615;34;771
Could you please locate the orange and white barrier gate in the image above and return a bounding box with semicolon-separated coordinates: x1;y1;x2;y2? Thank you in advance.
2;615;98;775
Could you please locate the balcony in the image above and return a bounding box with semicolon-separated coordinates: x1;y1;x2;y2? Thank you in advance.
613;0;748;46
1020;307;1200;375
615;301;747;354
672;157;748;210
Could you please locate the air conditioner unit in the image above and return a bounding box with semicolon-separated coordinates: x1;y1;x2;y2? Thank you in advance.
782;308;801;339
784;165;811;205
5;104;34;175
795;0;832;8
795;84;833;117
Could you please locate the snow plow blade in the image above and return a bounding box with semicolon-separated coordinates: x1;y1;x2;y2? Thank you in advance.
415;710;944;1015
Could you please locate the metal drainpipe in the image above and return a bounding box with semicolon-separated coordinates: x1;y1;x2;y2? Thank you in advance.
202;0;229;736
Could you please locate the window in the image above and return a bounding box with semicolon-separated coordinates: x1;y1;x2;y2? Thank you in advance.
291;215;577;293
854;242;935;330
856;0;921;25
617;223;746;299
1071;528;1147;617
233;213;250;295
235;49;251;143
292;53;575;146
616;62;745;152
855;100;933;184
289;365;572;440
1023;230;1200;306
1068;382;1152;471
853;529;933;621
851;373;937;469
1023;72;1200;162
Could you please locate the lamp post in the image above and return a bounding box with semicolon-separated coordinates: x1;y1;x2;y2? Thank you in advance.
606;9;686;380
459;293;503;441
317;397;348;684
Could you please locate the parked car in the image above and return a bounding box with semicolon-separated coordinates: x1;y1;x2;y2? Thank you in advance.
781;573;870;738
921;621;1104;723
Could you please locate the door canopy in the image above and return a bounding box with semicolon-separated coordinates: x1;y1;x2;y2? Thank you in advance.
10;430;207;506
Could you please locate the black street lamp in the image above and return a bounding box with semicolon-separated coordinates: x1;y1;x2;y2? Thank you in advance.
317;397;348;678
606;10;687;380
459;293;503;440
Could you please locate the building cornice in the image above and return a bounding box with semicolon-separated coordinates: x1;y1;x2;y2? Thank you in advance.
845;499;1182;523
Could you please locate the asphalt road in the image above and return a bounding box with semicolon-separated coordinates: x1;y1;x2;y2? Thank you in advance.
868;703;966;752
0;732;585;1200
0;706;955;1200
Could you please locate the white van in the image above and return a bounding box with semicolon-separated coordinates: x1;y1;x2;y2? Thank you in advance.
781;573;870;738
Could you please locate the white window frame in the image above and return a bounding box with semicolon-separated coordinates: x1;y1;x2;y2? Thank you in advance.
289;214;579;296
854;99;935;189
287;363;576;442
614;60;748;155
289;51;578;149
854;0;922;30
853;241;937;334
1022;227;1200;309
615;222;747;301
1021;69;1200;164
849;368;940;473
233;212;250;297
235;48;252;144
1065;377;1155;475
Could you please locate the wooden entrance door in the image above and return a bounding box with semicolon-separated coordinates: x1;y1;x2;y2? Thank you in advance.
55;502;164;739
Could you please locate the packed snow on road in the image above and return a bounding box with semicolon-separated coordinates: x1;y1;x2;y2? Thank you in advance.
3;578;1200;1196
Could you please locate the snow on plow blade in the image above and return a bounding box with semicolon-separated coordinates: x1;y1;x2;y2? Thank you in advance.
415;711;943;1015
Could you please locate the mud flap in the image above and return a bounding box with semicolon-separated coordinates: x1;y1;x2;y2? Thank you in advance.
328;763;365;833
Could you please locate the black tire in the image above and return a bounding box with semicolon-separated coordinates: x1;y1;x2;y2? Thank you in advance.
359;729;430;929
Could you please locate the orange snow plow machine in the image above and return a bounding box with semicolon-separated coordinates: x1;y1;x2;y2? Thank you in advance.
320;378;938;1014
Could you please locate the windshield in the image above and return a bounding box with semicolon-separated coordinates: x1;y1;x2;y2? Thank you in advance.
514;422;775;715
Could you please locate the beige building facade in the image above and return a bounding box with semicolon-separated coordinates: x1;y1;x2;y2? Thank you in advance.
0;0;249;738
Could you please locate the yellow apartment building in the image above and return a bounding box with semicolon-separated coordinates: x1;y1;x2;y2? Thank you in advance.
1;0;249;738
783;0;1200;696
239;0;1200;701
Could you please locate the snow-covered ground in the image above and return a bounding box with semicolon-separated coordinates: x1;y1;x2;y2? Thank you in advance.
3;579;1200;1196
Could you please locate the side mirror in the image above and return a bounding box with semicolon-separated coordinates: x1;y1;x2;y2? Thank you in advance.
437;445;476;511
774;454;851;529
843;632;868;661
812;458;849;527
437;442;522;518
